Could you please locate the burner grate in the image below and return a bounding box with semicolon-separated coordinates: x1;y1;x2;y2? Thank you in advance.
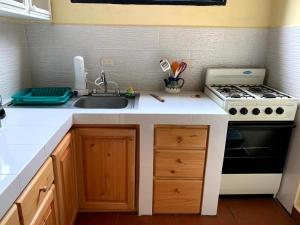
239;85;291;99
211;85;255;99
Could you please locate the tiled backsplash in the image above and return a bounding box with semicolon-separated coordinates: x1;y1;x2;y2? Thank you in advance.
266;26;300;213
266;27;300;100
0;21;31;103
25;25;269;91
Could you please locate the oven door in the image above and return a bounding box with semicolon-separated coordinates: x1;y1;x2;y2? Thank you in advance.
222;122;294;174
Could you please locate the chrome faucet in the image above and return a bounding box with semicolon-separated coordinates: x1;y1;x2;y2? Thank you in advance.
0;95;6;128
100;70;108;94
93;70;120;96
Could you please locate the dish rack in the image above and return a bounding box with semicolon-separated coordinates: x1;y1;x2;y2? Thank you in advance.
12;87;72;105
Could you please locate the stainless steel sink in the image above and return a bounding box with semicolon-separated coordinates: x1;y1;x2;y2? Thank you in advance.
73;96;134;109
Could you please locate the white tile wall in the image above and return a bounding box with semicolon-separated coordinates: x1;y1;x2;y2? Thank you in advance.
25;25;269;91
266;26;300;213
267;27;300;99
0;21;31;103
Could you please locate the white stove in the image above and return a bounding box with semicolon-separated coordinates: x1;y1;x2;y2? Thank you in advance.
204;68;298;121
205;68;298;196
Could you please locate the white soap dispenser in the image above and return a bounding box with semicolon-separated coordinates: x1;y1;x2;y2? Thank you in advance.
73;56;89;96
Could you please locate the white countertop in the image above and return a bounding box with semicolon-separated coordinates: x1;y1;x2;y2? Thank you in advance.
0;92;228;218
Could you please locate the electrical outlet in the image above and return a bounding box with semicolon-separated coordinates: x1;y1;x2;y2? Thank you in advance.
101;58;114;66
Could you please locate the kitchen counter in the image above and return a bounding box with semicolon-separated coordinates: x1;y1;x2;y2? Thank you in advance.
0;92;228;219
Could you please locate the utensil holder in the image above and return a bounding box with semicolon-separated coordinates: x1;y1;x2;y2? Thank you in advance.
164;77;185;94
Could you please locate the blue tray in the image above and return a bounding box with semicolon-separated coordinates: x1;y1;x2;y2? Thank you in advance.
12;87;72;105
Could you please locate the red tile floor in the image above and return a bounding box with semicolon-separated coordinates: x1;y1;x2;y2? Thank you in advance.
74;198;296;225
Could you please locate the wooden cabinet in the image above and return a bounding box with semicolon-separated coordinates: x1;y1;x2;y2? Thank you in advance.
155;150;206;179
155;126;208;150
16;158;55;225
16;158;59;225
74;127;136;211
0;205;21;225
154;179;203;214
153;125;209;214
52;132;78;225
29;185;57;225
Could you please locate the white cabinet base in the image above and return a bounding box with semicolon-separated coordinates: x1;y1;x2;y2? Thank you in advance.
220;174;282;195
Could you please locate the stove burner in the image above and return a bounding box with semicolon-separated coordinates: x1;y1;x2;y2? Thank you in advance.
263;93;277;98
221;87;232;93
249;87;263;93
212;85;255;99
230;93;241;98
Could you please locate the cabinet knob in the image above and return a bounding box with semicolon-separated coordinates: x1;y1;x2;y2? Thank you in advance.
174;188;181;193
176;136;183;143
39;186;48;193
176;158;183;164
170;170;176;174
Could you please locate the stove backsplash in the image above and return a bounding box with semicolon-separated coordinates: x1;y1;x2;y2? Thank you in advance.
267;26;300;102
25;25;268;91
266;25;300;214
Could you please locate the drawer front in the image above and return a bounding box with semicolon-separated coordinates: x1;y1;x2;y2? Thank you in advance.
16;158;54;225
155;151;206;179
29;185;57;225
0;205;20;225
153;179;202;214
155;127;208;150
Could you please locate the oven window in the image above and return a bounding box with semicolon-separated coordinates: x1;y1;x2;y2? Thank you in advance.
225;128;288;157
223;123;293;174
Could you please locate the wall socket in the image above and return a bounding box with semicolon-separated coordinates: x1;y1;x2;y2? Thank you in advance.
101;58;114;66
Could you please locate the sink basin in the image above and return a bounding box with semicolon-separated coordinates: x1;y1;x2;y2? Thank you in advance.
73;96;131;109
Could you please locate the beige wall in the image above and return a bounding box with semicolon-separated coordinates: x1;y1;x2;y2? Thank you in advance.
272;0;300;27
52;0;274;27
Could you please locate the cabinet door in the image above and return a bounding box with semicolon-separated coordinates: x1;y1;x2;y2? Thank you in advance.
29;0;50;16
0;205;21;225
75;128;136;211
30;185;57;225
52;132;78;225
0;0;28;10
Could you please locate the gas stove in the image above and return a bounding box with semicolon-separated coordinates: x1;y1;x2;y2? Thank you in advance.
205;68;298;196
204;68;298;121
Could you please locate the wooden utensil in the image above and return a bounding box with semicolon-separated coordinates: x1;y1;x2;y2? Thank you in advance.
171;61;180;75
150;94;165;102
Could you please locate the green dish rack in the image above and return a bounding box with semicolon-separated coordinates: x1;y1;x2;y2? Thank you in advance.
12;87;73;105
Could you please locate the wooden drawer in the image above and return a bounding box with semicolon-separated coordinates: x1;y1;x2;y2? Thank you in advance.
0;205;20;225
153;179;202;214
16;158;54;225
155;151;206;179
29;185;57;225
155;126;208;150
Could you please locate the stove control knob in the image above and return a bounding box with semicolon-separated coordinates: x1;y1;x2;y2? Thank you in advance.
252;108;260;115
276;107;284;115
229;108;237;115
265;107;273;115
240;107;248;115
